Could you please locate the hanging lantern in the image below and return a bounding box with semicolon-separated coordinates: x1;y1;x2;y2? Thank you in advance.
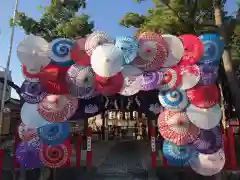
117;111;123;120
125;112;130;120
133;111;138;120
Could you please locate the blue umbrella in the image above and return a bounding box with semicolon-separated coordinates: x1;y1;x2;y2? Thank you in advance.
198;34;224;65
16;137;43;169
50;38;74;67
20;80;47;104
115;36;138;64
193;127;222;154
158;89;188;111
163;140;195;166
37;122;69;146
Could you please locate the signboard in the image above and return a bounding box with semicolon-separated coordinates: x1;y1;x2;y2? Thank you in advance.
87;136;91;152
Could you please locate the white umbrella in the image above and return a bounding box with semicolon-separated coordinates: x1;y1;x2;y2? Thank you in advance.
21;103;50;129
85;31;113;55
179;65;200;90
186;104;222;129
189;148;225;176
161;34;184;67
91;43;124;77
119;65;143;96
17;35;51;74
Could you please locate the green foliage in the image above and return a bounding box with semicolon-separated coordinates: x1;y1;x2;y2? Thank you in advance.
120;0;217;36
120;0;240;65
9;0;93;42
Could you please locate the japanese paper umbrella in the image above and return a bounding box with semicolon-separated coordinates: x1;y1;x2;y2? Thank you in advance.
189;148;225;176
158;67;181;91
91;43;124;77
17;35;51;74
50;38;74;67
199;64;218;85
186;104;222;130
37;95;78;123
178;34;203;66
16;138;42;168
179;65;200;90
70;37;90;66
94;72;124;96
142;71;161;91
20;80;47;104
158;110;200;145
21;103;50;129
198;34;224;65
40;142;71;168
186;84;219;108
65;64;95;99
137;32;168;69
115;36;138;64
21;65;40;82
85;31;113;55
18;122;37;141
162;140;195;166
119;65;143;96
37;122;69;146
161;34;184;67
158;89;188;111
39;64;69;94
193;127;222;154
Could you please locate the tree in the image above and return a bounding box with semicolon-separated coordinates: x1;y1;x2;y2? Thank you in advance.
9;0;94;42
120;0;219;36
120;0;240;118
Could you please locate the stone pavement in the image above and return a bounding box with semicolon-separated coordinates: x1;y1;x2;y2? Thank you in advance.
0;139;225;180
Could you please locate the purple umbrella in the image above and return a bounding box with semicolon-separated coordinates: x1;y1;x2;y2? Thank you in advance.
20;80;47;104
199;64;218;85
16;138;43;168
193;127;222;154
141;71;161;91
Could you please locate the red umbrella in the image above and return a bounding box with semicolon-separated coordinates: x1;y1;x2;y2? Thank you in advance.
178;34;203;66
158;110;200;145
94;72;124;96
133;31;168;70
40;140;71;168
70;37;90;66
22;65;40;82
38;94;78;123
186;84;219;108
158;67;181;91
39;64;69;94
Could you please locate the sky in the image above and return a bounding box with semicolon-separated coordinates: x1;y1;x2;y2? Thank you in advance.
0;0;238;100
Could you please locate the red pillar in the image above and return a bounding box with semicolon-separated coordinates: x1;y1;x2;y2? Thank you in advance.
86;127;92;168
228;127;237;170
75;133;82;168
65;136;71;167
222;128;230;169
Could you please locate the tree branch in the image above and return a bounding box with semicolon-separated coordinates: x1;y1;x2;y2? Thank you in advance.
160;0;187;24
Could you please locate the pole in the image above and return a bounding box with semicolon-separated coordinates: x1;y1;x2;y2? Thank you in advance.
0;0;19;134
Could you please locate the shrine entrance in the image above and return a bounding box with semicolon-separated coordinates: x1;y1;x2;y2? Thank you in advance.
96;140;149;179
88;110;152;179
